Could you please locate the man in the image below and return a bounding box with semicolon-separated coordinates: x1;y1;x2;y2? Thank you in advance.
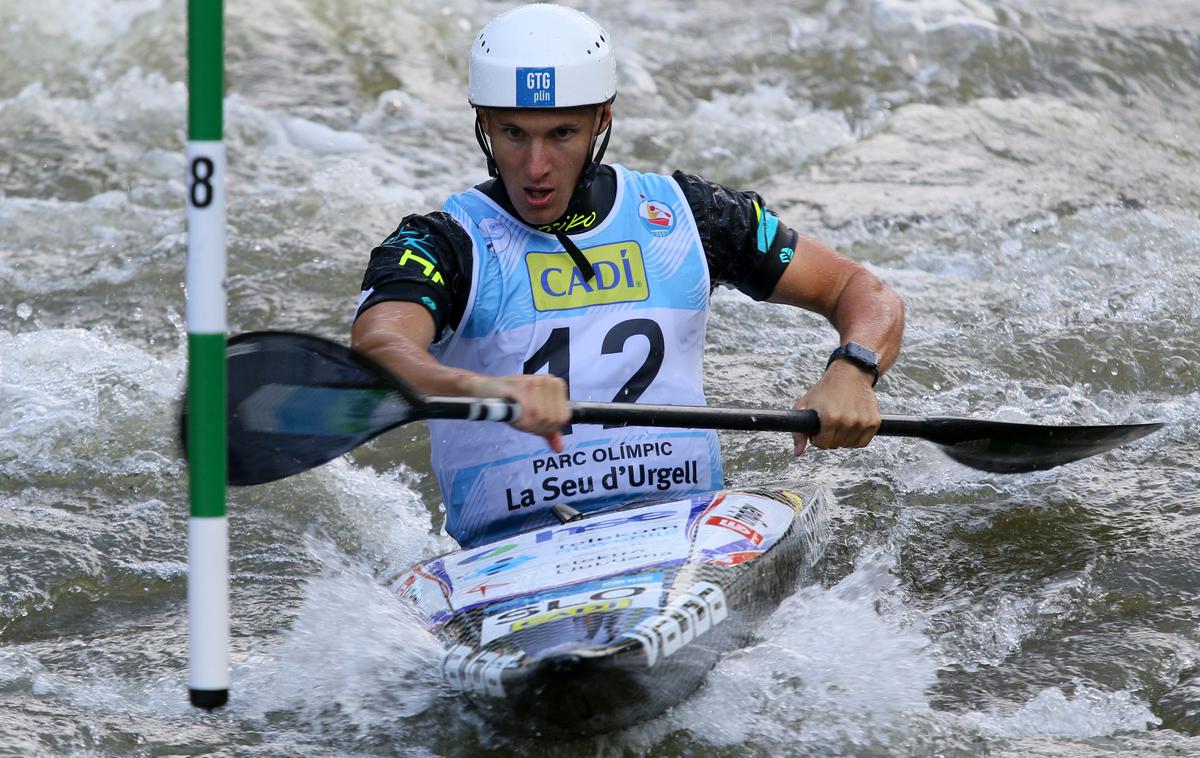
352;4;904;547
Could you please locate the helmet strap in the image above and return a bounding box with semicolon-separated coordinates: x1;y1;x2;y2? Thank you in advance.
474;112;499;178
576;100;614;192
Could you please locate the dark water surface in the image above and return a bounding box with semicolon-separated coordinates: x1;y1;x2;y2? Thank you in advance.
2;0;1198;755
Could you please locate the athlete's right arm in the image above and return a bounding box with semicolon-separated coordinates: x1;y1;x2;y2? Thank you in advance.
351;303;568;451
351;214;568;451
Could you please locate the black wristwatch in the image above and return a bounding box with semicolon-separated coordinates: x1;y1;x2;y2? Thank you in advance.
826;342;880;386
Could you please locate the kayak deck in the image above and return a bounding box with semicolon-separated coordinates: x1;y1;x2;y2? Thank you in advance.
390;488;829;736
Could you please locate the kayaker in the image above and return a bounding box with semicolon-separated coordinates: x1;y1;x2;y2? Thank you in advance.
351;4;904;546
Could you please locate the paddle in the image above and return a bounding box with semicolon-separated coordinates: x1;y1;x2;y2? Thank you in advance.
183;331;1164;485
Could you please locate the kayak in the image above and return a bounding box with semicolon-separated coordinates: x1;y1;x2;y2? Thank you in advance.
387;488;829;736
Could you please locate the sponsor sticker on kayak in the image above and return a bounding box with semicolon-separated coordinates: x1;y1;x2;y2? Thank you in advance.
705;515;763;545
442;498;694;611
478;572;663;645
690;492;795;565
623;581;728;668
389;567;452;626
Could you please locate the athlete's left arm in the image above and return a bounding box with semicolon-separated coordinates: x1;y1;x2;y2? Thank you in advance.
767;235;905;455
670;171;904;454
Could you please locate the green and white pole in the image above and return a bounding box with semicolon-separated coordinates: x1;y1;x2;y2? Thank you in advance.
186;0;229;711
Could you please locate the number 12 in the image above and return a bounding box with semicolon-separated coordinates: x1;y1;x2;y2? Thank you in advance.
522;318;665;433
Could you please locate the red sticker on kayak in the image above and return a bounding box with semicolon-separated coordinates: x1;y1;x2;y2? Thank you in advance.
705;516;763;546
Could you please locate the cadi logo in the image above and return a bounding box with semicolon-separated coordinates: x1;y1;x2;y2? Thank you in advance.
526;241;649;312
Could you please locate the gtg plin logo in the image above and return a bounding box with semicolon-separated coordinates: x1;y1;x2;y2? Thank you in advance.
516;67;555;107
637;198;675;237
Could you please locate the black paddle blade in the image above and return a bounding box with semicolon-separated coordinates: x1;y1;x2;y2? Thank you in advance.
222;332;418;485
892;416;1165;473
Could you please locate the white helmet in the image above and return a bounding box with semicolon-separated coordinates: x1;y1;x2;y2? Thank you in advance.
469;4;617;109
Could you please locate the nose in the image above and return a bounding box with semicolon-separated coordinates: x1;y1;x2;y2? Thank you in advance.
527;138;551;180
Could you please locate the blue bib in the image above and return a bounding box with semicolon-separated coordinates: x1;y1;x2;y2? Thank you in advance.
430;165;724;547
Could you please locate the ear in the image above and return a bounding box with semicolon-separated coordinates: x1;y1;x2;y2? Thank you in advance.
595;102;613;135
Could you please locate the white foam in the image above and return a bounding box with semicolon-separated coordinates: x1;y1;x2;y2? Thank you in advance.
623;83;853;185
3;0;164;47
625;549;938;753
963;683;1160;737
869;0;1008;77
284;116;373;156
234;543;446;733
0;328;182;478
296;457;455;569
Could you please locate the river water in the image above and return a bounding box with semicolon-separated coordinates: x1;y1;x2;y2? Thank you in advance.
2;0;1199;755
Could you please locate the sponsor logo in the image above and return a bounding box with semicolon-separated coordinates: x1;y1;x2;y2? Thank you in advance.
466;580;510;598
442;644;522;697
478;217;512;255
398;248;444;285
394;574;417;598
624;581;727;667
516;67;554;107
382;228;434;252
479;575;661;644
534;509;675;544
753;200;780;253
779;246;794;264
537;210;598;235
702;549;760;567
461;554;533;580
455;543;534;581
526;241;648;312
511;598;632;631
554;523;679;554
456;543;519;566
706;515;764;545
638;198;675;237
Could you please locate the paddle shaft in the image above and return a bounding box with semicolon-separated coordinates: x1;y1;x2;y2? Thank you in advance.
211;332;1164;483
427;396;890;435
422;396;1162;450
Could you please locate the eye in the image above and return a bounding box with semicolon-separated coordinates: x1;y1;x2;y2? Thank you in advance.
502;126;523;140
553;127;577;139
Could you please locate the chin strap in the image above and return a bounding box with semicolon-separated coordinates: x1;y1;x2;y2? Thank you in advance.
559;103;612;282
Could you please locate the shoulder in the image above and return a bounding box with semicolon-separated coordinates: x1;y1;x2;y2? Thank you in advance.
381;210;472;255
357;210;477;337
669;171;761;214
666;171;797;301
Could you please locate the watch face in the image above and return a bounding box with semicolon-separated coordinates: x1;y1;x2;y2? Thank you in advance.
845;342;879;368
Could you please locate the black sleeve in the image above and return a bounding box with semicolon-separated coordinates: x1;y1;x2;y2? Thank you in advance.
354;212;473;342
671;171;799;301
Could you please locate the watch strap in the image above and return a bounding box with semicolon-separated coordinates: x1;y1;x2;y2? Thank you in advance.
826;342;880;387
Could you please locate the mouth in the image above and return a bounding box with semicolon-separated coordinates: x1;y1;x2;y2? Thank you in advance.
524;187;555;210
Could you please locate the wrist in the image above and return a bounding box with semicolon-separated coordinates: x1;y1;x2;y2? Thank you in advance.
460;371;503;398
825;342;880;386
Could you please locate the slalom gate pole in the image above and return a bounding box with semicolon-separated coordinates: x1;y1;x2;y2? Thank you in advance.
185;0;229;711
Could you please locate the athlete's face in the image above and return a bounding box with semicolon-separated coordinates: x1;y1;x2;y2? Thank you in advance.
481;105;611;225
